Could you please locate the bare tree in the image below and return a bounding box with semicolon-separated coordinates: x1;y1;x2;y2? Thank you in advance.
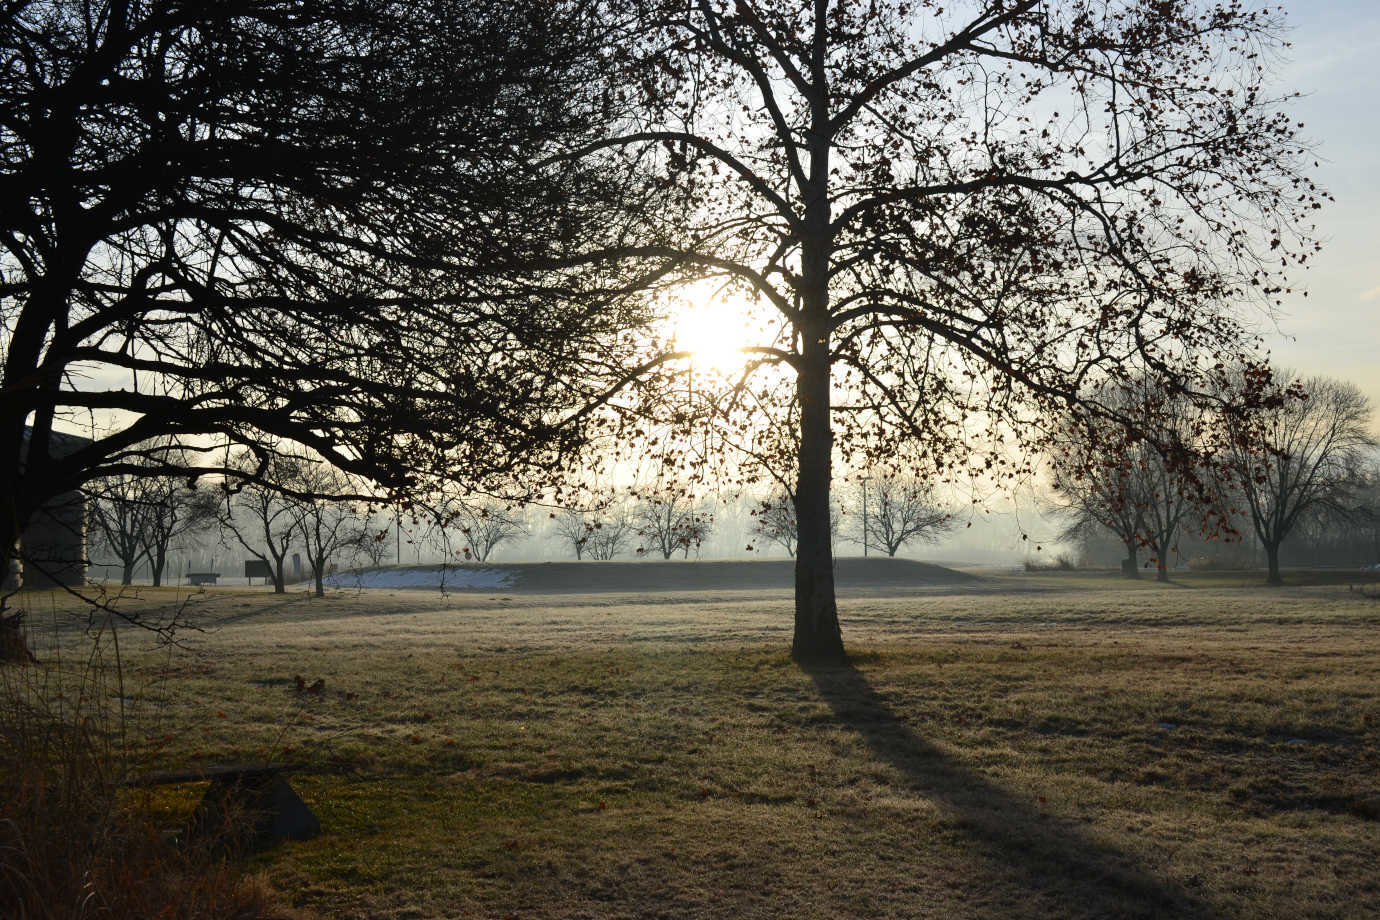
1048;384;1205;581
345;512;395;570
554;0;1322;661
219;454;300;593
585;507;636;561
283;461;366;597
634;490;713;560
1217;373;1376;585
751;496;801;557
0;0;640;606
551;509;597;560
140;482;220;588
856;478;952;559
85;475;152;585
453;501;529;563
552;506;635;560
750;492;840;557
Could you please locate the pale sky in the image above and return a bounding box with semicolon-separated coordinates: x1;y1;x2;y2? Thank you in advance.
1268;2;1380;431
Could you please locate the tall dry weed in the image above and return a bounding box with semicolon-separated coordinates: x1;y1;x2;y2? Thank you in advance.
0;598;299;920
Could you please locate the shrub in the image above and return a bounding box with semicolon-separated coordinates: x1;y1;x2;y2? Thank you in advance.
1024;553;1076;572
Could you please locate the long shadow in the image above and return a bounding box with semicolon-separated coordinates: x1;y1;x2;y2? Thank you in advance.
806;662;1216;919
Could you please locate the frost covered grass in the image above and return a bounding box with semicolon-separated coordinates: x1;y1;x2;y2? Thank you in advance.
11;570;1380;919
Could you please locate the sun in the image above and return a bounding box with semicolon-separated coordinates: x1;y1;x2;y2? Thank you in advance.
669;281;759;375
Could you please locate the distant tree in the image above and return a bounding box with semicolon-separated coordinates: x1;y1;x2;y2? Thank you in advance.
552;506;635;561
1217;373;1376;585
219;453;300;593
751;496;800;557
750;492;841;557
551;509;596;560
283;461;367;597
453;501;529;563
1283;463;1380;567
85;474;152;585
1049;384;1205;581
584;507;636;561
634;490;713;560
346;512;395;570
856;478;951;559
140;481;220;588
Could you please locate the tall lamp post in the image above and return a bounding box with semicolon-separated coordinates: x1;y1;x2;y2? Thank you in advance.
859;474;872;558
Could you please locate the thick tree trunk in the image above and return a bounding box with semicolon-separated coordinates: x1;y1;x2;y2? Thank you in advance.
121;561;134;585
1265;542;1282;586
273;558;285;593
1156;560;1168;582
314;570;324;598
793;345;844;664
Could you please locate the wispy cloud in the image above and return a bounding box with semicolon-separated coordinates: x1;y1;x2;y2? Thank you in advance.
1361;285;1380;301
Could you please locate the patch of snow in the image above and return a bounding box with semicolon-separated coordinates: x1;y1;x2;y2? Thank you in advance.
322;566;515;590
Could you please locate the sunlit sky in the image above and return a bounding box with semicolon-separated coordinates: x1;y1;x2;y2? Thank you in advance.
1268;2;1380;430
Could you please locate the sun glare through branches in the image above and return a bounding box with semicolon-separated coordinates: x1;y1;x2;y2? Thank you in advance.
667;281;769;377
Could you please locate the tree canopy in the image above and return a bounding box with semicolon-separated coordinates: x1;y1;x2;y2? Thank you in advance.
555;0;1323;661
0;0;649;586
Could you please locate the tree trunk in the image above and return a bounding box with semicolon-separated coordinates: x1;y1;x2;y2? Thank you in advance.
792;340;844;663
150;549;165;587
791;68;845;665
273;558;285;593
1120;543;1139;578
1265;541;1282;586
121;561;134;585
1156;559;1168;582
314;569;324;598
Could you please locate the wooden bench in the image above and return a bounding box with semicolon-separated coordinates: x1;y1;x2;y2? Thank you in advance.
132;762;320;848
185;572;220;586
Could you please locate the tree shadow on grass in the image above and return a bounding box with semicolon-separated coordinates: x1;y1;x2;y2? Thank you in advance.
805;661;1214;919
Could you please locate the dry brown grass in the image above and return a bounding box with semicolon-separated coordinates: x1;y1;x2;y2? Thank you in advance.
9;570;1380;918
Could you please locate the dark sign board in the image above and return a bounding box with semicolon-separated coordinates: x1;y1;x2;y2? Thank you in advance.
244;559;272;579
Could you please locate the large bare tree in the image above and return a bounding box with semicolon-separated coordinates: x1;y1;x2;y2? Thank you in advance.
0;0;642;615
565;0;1321;660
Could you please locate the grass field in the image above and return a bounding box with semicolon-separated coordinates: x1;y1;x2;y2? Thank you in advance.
10;567;1380;919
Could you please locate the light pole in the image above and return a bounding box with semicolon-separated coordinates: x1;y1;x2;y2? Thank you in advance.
859;475;872;558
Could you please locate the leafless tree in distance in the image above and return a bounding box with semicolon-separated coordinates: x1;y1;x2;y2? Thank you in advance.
454;501;529;564
855;478;952;559
1217;372;1376;585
